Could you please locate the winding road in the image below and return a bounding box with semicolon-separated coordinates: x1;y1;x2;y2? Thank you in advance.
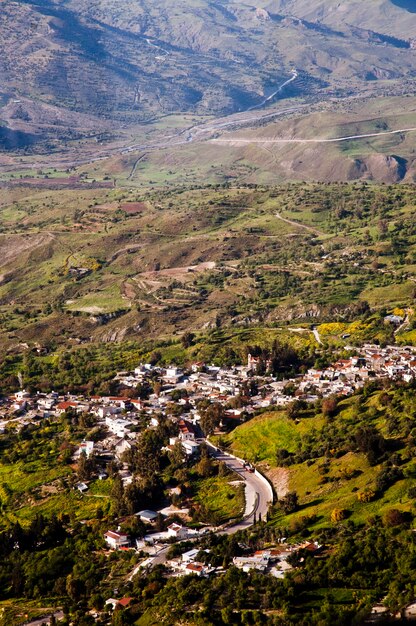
247;70;298;112
135;441;274;575
205;442;272;533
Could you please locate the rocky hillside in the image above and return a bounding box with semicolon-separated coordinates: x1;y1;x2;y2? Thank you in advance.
1;0;415;130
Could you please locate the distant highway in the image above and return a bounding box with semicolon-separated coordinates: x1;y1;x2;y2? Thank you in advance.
210;126;416;145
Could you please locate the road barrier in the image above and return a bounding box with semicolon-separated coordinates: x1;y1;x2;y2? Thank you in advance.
254;469;275;506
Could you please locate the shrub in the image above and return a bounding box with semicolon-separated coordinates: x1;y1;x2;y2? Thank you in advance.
383;509;410;527
331;508;347;523
357;489;375;503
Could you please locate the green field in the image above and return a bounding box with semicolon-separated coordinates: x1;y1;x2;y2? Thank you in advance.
193;475;245;524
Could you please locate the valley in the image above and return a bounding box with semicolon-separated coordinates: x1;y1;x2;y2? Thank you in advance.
1;0;416;185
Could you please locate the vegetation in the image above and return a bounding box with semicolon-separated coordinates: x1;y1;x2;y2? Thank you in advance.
0;181;415;359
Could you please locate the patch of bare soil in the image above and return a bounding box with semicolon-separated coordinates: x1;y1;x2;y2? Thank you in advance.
263;467;289;500
0;233;55;268
120;202;148;214
139;260;216;281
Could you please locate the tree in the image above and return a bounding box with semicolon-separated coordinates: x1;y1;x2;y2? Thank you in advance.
354;425;385;465
286;400;304;420
197;455;215;478
111;475;124;511
112;610;128;626
181;331;195;348
383;508;408;527
168;441;186;470
322;395;338;418
357;489;375;503
199;402;224;435
66;574;84;602
280;492;299;514
77;451;95;481
135;430;163;481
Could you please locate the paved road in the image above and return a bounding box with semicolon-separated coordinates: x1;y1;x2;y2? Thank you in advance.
210;126;416;145
205;442;272;533
126;441;273;577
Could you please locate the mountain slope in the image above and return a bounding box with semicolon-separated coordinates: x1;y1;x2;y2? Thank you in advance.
264;0;416;38
1;0;415;131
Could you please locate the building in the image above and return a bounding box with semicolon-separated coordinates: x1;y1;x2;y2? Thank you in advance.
56;401;79;415
178;419;196;441
167;523;188;540
137;510;159;523
75;440;94;458
106;416;133;438
182;439;200;456
104;530;130;550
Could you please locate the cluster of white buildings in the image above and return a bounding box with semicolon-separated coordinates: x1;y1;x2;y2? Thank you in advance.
3;343;416;436
296;344;416;402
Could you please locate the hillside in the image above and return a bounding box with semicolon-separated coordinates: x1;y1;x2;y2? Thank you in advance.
264;0;416;38
0;181;415;353
1;0;415;157
98;95;416;186
223;384;416;529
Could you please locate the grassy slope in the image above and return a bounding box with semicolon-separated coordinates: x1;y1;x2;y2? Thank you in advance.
224;390;416;529
193;475;245;524
143;96;416;187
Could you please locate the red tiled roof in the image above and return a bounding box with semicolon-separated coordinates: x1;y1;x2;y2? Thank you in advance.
186;563;203;572
56;401;78;410
105;530;128;540
108;396;130;402
178;419;195;434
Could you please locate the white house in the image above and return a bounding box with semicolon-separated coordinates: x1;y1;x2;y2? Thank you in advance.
184;563;207;576
94;405;118;419
76;440;94;458
167;523;188;540
131;399;144;411
137;510;159;523
178;419;196;441
106;416;132;437
105;396;131;410
182;440;200;456
115;438;133;459
15;390;30;400
181;548;200;563
104;530;130;550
